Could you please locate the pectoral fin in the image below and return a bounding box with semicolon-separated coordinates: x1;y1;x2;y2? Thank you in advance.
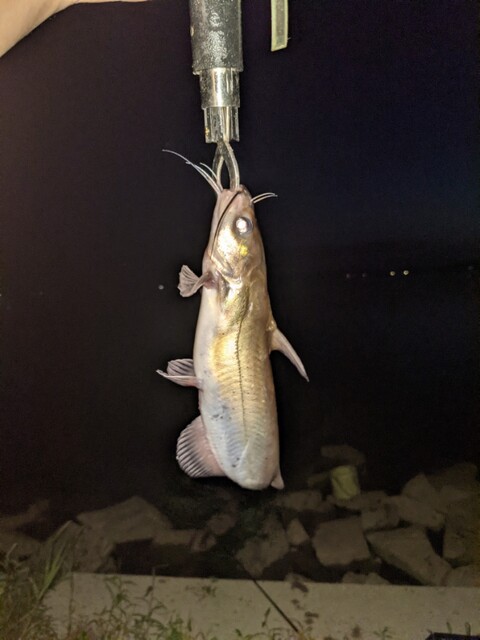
157;357;201;388
178;265;212;297
270;328;309;381
176;415;225;478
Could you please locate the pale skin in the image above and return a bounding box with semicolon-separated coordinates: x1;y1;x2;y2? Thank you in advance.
0;0;148;58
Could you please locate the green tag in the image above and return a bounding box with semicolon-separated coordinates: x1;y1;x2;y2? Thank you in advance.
271;0;289;51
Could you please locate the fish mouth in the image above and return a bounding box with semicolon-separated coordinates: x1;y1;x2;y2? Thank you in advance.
208;189;242;273
207;186;254;277
212;189;242;229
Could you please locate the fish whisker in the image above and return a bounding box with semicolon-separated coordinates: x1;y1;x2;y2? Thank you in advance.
199;162;223;191
251;192;278;205
162;149;221;195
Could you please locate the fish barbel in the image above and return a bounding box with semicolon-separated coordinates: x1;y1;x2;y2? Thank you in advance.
159;165;308;490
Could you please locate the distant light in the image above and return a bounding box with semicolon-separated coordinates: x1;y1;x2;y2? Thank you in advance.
389;271;396;277
158;284;165;290
468;265;474;271
361;273;367;278
402;270;410;276
346;273;352;279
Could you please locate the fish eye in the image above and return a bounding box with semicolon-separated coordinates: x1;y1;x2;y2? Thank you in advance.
235;216;253;236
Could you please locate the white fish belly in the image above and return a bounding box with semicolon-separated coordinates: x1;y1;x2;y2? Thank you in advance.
193;287;279;489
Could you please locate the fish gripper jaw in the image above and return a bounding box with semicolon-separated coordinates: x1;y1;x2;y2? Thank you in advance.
213;141;240;191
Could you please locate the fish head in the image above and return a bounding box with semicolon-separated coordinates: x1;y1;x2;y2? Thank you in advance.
207;186;265;279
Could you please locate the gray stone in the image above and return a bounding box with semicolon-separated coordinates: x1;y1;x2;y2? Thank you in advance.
329;491;387;512
285;571;312;586
444;565;479;587
284;572;312;594
152;529;196;547
190;529;217;553
443;525;469;565
367;526;451;586
151;529;197;568
0;529;41;559
274;490;324;513
385;495;444;531
0;499;49;531
286;518;310;547
364;572;390;585
77;496;172;544
321;444;366;468
306;471;331;491
427;463;479;493
439;485;478;510
361;502;400;532
312;517;370;568
39;521;114;573
442;496;478;566
401;473;443;511
342;571;390;585
206;511;236;537
236;514;289;578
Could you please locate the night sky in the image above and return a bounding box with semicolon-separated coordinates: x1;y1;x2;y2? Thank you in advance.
0;1;478;505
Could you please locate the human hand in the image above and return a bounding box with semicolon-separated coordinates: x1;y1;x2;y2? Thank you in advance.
0;0;150;58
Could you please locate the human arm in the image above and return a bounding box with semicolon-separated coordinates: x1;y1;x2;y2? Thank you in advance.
0;0;148;58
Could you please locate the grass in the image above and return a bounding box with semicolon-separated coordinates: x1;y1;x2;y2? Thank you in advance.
0;540;314;640
1;494;478;640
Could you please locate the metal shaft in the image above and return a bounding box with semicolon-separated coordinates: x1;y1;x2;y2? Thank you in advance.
189;0;243;143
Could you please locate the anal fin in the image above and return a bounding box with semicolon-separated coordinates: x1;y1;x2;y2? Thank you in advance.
176;416;225;478
270;328;309;381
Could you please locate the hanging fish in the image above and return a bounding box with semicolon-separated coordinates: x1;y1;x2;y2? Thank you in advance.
158;155;308;490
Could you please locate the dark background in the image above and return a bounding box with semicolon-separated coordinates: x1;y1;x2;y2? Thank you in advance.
0;0;478;507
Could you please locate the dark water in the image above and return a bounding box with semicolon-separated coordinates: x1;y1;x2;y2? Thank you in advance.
1;258;478;508
0;0;478;511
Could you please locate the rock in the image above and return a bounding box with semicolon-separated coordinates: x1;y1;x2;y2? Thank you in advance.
427;463;479;493
236;513;289;578
37;521;114;572
385;495;444;531
286;518;310;547
285;571;312;584
152;529;196;547
401;473;443;512
426;464;480;516
285;572;312;592
190;529;217;553
77;496;172;544
367;526;451;586
312;517;370;568
342;571;390;585
206;511;236;537
365;572;390;585
444;565;479;587
0;499;49;531
328;491;387;512
361;503;400;532
159;491;232;529
443;525;469;565
151;529;197;569
321;445;366;468
439;485;478;510
274;490;324;512
0;529;41;559
306;471;331;491
442;496;478;566
330;465;361;501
